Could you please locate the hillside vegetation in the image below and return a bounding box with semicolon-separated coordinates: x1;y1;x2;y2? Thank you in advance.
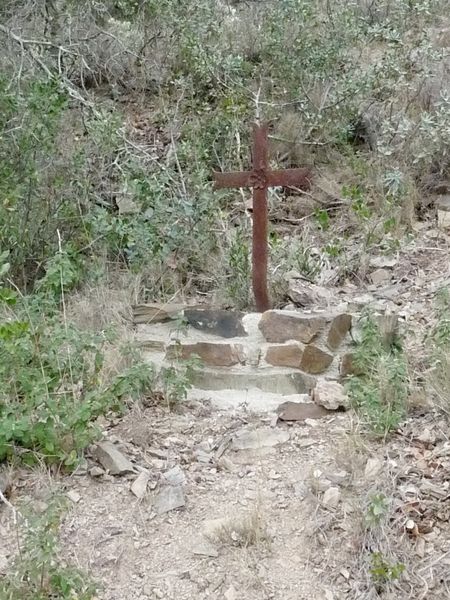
0;2;450;597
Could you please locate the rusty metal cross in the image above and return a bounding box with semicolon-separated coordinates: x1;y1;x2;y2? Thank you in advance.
213;122;311;312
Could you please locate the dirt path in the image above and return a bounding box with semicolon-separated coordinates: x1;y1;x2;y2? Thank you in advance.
58;403;357;600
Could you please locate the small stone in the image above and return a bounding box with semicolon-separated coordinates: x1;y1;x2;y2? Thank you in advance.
327;314;352;350
300;345;333;374
117;195;139;215
265;343;303;367
415;537;426;558
147;447;169;461
370;268;391;285
89;466;105;478
405;519;416;531
184;308;247;338
259;310;326;343
277;401;330;421
195;449;213;463
364;457;383;481
224;585;237;600
287;280;332;308
166;342;244;367
92;441;135;476
192;541;219;558
322;487;340;508
231;427;289;451
217;457;237;472
66;490;81;503
369;256;397;269
162;465;186;486
437;210;450;228
417;428;436;445
153;485;185;514
313;379;349;411
131;471;150;499
293;482;309;500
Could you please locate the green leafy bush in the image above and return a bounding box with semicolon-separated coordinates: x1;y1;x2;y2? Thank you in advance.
0;254;154;466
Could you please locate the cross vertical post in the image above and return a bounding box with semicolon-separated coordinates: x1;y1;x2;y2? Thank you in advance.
213;122;311;312
251;123;270;312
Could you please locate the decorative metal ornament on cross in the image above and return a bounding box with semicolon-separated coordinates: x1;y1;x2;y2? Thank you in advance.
213;122;312;312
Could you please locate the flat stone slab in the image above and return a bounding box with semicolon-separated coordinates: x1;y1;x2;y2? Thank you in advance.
187;388;311;412
265;343;303;368
277;401;331;421
190;366;315;395
231;427;290;450
133;303;189;324
184;308;247;338
166;341;244;367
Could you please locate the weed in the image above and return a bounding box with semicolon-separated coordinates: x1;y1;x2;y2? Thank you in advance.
347;312;409;435
366;493;389;526
370;551;405;589
0;257;154;467
1;495;96;600
158;356;200;409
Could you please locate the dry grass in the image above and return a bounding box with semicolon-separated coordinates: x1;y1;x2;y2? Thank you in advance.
205;504;269;549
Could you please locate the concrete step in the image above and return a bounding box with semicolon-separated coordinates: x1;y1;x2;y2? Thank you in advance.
187;387;310;413
190;366;315;395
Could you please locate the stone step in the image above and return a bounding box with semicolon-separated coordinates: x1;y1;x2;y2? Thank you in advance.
190;366;315;395
187;387;311;413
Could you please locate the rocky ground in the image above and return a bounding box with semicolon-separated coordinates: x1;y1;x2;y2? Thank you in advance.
2;396;450;599
2;225;450;600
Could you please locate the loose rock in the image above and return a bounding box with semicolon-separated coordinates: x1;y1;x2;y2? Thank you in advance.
89;466;105;478
131;471;150;499
92;441;135;476
231;427;289;451
322;486;341;508
162;465;186;486
277;401;330;421
192;541;219;558
370;268;391;285
66;490;81;503
313;379;349;411
369;256;397;269
327;314;352;350
153;485;185;515
288;279;332;308
364;457;383;481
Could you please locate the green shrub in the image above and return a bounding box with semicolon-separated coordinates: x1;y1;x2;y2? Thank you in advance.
347;312;409;435
1;496;96;600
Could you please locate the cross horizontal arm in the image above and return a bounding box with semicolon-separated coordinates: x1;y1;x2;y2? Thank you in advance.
266;167;312;189
213;170;253;190
213;167;312;191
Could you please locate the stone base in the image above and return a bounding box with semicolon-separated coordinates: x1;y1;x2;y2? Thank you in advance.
135;305;355;403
